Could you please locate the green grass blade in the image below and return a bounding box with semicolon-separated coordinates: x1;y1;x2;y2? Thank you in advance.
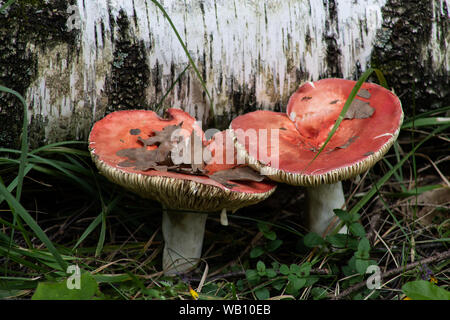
94;196;122;257
0;85;30;251
0;181;67;271
349;124;450;215
0;0;16;13
0;85;29;202
0;164;33;206
383;184;443;198
306;68;385;166
72;194;122;253
402;117;450;129
26;154;95;194
149;0;215;125
373;69;388;89
155;64;190;112
95;211;107;257
31;141;88;155
72;214;103;251
0;246;49;273
403;106;450;122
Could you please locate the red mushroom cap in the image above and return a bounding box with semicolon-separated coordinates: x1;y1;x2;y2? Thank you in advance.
230;78;404;186
89;108;276;211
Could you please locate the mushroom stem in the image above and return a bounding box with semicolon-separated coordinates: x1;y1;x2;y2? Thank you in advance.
220;208;229;226
162;208;208;275
306;181;348;236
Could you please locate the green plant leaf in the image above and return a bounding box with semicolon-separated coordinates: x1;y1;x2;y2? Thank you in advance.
355;258;370;275
357;238;371;257
256;261;266;276
286;276;307;295
334;209;353;223
272;279;286;291
292;277;307;291
305;276;319;287
290;264;301;275
264;231;277;241
245;269;260;285
266;239;283;252
250;246;265;259
266;268;277;278
350;223;366;238
258;222;277;240
325;234;357;249
32;273;100;300
303;232;325;247
257;222;270;233
402;280;450;300
279;264;290;276
298;262;311;277
255;287;270;300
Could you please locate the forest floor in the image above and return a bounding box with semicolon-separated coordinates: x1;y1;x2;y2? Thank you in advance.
0;114;449;301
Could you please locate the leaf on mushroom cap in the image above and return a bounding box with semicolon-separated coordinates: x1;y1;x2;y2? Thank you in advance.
230;78;404;186
117;122;183;170
112;111;267;188
344;99;374;119
89;109;277;211
209;166;265;188
137;123;183;147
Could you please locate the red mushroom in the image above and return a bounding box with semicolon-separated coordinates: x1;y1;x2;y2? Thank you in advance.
230;78;403;236
89;108;276;274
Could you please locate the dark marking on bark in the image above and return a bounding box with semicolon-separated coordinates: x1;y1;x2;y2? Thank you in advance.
323;0;343;78
107;2;116;44
106;10;150;114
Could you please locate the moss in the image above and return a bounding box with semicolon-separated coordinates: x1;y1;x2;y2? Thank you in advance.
371;0;449;113
0;0;76;149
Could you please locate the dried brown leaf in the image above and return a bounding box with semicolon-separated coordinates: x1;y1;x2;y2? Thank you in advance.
344;99;374;119
209;166;264;188
415;188;450;227
357;88;371;99
138;123;183;147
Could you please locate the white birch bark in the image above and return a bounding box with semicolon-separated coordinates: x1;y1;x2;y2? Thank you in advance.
1;0;447;143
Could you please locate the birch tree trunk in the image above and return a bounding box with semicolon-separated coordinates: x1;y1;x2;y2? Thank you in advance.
0;0;448;149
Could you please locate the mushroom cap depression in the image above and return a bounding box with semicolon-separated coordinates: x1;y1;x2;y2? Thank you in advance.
89;108;276;211
230;78;404;186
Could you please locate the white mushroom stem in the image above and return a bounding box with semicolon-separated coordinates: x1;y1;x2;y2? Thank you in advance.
306;181;348;236
162;208;208;275
220;208;229;226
